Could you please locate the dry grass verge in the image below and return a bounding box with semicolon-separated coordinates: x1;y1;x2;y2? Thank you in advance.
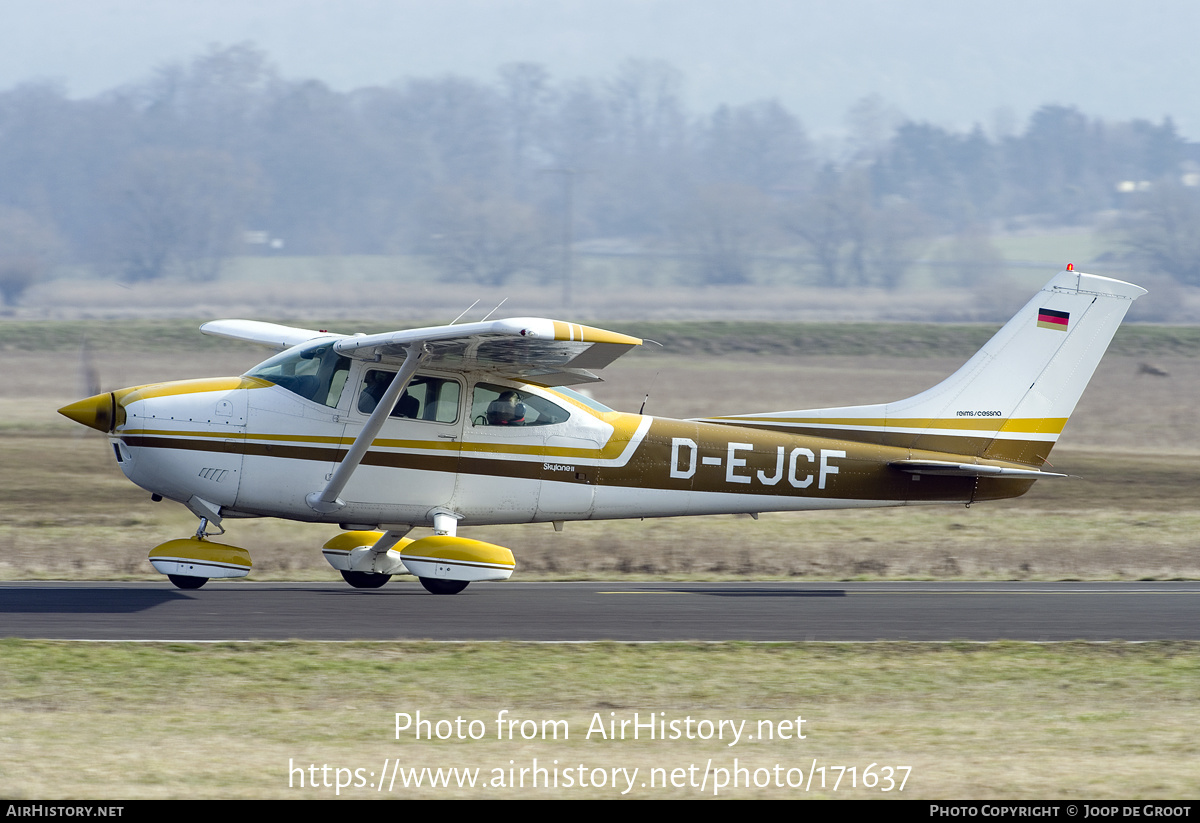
1;640;1197;799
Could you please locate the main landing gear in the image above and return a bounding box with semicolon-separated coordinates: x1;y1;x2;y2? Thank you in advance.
322;520;514;594
339;570;468;593
165;564;472;592
419;578;470;595
340;570;392;589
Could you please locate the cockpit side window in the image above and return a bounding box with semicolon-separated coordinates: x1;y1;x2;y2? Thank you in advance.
471;383;570;427
358;371;460;423
246;342;351;409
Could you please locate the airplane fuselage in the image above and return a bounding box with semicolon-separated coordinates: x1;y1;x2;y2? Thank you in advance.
57;270;1146;590
107;368;1025;534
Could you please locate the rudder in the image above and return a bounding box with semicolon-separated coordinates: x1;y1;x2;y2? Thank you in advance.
705;269;1146;466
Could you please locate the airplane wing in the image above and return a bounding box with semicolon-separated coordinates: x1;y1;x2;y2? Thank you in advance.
200;320;344;351
330;318;641;386
286;317;640;514
203;317;642;386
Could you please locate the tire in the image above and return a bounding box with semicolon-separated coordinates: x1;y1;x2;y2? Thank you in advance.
340;570;392;589
419;577;469;595
168;574;208;590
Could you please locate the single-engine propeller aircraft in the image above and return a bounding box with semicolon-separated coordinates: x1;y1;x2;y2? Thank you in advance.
59;267;1144;593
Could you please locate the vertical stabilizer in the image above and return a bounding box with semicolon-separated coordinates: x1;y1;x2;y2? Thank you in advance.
706;270;1146;465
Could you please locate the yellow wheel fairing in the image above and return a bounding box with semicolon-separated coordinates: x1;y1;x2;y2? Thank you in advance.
400;536;516;582
148;537;252;580
322;531;387;552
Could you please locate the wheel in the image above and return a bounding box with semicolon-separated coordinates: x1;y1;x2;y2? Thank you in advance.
168;574;207;590
419;577;469;595
341;570;392;589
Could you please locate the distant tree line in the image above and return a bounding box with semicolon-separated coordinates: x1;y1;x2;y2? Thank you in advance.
0;43;1198;305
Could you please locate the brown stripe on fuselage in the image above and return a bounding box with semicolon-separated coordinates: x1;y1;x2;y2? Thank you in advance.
123;412;1038;505
124;435;343;463
611;418;1014;504
699;422;1054;466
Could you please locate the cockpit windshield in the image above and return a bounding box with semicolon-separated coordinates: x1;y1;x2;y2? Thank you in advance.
246;341;351;408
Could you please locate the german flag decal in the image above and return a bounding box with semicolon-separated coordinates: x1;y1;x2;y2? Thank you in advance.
1037;308;1069;331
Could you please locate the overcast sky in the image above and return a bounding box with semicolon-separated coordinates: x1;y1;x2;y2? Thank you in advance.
2;0;1196;138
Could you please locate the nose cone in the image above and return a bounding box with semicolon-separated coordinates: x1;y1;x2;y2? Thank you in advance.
58;393;116;433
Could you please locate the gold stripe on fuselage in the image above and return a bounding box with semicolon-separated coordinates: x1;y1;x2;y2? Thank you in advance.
707;416;1068;434
118;376;1048;504
121;413;1040;506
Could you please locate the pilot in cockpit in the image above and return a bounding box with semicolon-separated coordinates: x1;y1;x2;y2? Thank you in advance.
358;371;391;414
486;391;526;425
358;371;418;417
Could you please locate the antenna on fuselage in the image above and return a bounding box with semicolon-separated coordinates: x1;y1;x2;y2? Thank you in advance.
639;371;660;415
479;297;508;322
449;300;481;325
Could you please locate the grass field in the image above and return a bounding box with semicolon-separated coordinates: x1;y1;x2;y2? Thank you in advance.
1;318;1197;799
2;641;1198;799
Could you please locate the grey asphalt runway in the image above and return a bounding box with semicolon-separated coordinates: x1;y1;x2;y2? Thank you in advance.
0;581;1196;640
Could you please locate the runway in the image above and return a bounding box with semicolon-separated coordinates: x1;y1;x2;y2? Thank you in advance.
0;581;1196;641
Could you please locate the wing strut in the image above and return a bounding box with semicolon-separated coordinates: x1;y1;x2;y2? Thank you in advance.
306;343;428;514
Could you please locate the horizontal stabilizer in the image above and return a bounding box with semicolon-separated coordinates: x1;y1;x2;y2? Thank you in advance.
889;459;1066;479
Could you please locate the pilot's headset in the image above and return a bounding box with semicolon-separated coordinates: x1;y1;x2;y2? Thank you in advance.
488;392;526;425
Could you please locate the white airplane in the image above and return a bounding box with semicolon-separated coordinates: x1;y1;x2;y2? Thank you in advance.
59;267;1144;593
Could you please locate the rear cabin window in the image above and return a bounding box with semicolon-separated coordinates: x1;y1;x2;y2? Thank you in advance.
357;371;460;423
